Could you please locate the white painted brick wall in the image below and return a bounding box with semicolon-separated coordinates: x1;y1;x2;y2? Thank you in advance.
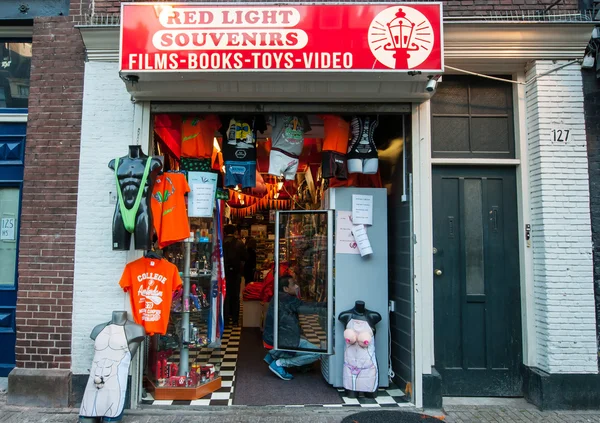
72;62;135;374
525;61;598;374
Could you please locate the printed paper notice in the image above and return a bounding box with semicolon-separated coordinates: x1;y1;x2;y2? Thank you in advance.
351;224;373;257
336;211;360;255
352;194;373;225
1;217;15;241
188;172;218;217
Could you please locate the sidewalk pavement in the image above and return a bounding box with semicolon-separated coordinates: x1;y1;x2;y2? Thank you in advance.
3;392;600;423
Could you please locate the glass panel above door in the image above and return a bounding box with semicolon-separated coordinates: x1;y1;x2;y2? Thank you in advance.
274;210;333;355
0;187;19;286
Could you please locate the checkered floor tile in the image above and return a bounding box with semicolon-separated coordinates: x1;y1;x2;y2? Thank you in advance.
143;291;407;408
299;314;327;347
142;323;241;407
335;385;410;407
142;322;409;408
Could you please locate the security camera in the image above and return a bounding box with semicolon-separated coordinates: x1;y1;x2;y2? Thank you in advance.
426;78;437;92
121;74;139;83
425;75;441;92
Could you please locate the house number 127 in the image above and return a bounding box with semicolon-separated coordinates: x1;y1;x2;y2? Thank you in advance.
551;129;570;143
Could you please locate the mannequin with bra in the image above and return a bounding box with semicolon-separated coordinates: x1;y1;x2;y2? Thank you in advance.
108;145;162;250
79;311;145;423
338;300;382;398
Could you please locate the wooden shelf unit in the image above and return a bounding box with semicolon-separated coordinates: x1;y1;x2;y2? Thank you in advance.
145;376;222;401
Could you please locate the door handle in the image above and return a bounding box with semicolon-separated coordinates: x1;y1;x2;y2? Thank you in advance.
434;269;443;276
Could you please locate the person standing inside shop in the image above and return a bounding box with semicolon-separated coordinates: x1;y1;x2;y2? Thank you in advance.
223;224;247;326
244;237;257;284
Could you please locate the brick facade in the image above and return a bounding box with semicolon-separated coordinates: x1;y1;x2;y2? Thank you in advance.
525;61;597;373
71;0;581;22
582;69;600;363
15;16;85;370
71;62;133;375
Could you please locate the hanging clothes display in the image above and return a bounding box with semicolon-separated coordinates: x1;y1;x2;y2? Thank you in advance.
268;114;311;180
181;114;220;159
347;115;379;174
151;171;191;249
208;200;226;345
154;114;183;159
118;257;182;336
320;114;350;180
220;115;266;189
109;147;162;251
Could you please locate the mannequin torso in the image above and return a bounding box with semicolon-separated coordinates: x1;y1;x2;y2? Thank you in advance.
108;146;162;250
338;301;382;396
79;311;146;422
108;146;162;210
90;310;146;357
338;300;382;335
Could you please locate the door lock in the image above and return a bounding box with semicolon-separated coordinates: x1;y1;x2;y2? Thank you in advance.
434;269;443;276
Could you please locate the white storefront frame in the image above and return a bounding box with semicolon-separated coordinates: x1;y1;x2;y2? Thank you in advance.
411;71;537;408
76;17;595;409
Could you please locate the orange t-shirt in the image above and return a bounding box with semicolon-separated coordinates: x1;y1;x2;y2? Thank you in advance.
320;115;350;153
151;172;191;249
181;115;220;159
119;257;183;336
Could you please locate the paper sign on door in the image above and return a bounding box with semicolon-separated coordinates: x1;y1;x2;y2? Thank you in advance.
188;172;218;217
336;211;360;255
352;194;373;225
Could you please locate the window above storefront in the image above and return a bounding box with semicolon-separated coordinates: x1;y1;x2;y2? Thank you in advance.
0;40;31;110
431;75;515;159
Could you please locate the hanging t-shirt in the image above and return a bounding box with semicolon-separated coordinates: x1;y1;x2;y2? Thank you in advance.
181;114;220;159
151;172;191;249
154;114;182;159
220;115;267;162
119;257;182;336
347;116;379;159
269;114;311;157
319;114;350;153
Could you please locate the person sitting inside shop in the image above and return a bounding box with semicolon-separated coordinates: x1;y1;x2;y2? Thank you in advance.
262;275;324;380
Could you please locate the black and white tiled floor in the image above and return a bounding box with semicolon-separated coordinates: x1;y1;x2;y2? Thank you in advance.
143;325;241;406
142;322;409;407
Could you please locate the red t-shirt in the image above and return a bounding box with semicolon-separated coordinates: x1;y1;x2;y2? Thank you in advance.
319;115;350;153
181;115;220;159
151;172;191;249
119;257;183;335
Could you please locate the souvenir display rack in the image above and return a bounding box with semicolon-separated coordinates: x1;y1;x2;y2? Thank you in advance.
145;216;222;400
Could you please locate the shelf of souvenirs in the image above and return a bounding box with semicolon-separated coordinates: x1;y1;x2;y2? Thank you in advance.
145;360;222;399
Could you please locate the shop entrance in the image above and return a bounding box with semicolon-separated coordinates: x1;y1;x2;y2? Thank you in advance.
142;107;413;407
432;166;522;396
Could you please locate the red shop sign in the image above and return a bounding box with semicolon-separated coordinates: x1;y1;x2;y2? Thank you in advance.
120;2;443;72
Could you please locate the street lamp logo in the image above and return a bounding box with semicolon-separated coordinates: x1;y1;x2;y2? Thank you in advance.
368;6;435;70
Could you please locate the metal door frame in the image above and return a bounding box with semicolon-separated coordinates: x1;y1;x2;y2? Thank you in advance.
274;209;334;355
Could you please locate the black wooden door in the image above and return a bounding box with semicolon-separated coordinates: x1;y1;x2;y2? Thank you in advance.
432;166;522;396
